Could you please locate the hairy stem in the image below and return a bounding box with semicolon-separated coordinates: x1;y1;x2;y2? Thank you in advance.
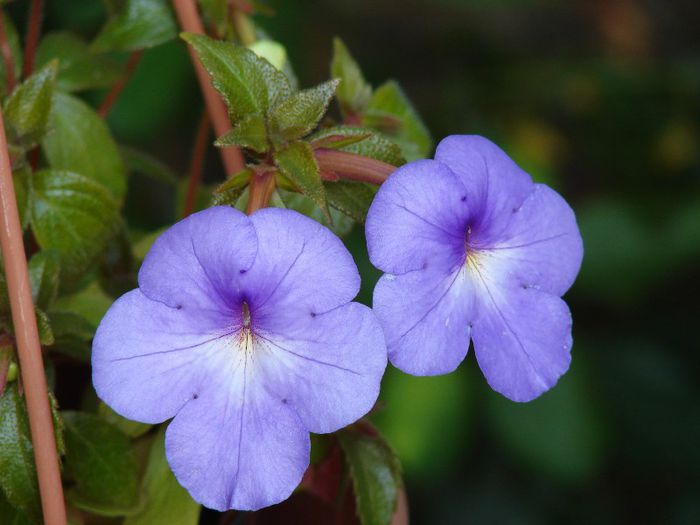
0;12;16;93
183;112;210;218
314;148;396;185
246;170;275;214
22;0;43;77
98;51;143;119
171;0;246;176
0;109;66;525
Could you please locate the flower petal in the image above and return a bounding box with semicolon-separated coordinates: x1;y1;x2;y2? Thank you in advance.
486;184;583;296
92;289;230;423
254;302;386;434
139;206;257;311
365;159;470;275
165;366;309;511
245;208;360;317
434;135;533;243
470;272;573;401
373;267;477;375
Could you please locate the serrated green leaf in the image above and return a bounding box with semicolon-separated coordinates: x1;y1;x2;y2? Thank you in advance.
274;141;329;220
63;411;140;516
48;392;65;457
28;250;60;310
0;384;41;522
324;180;376;223
338;426;403;525
28;170;120;283
35;308;54;346
124;426;200;525
92;0;176;53
363;80;431;161
331;38;372;116
277;189;354;237
4;62;57;149
182;33;291;122
215;112;268;152
312;125;405;165
42;92;127;201
0;12;21;97
268;79;340;142
210;168;252;207
35;32;123;92
120;145;177;186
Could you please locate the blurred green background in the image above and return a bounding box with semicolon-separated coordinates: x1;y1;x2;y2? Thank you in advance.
23;0;700;523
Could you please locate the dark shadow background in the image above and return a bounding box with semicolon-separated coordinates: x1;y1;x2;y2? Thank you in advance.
28;0;700;523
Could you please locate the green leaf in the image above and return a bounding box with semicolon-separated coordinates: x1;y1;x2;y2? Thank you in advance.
248;40;287;71
48;392;65;457
215;113;268;153
28;170;120;283
4;61;57;149
311;125;405;166
268;79;340;142
120;145;178;186
363;80;432;161
210;168;252;207
331;38;372;116
0;490;32;525
0;383;40;522
63;411;140;516
324;180;376;223
52;281;113;328
338;426;403;525
0;12;21;97
35;32;123;92
274;141;329;220
42;91;127;201
46;311;94;361
35;308;54;346
13;167;31;230
124;426;200;525
277;189;354;237
97;403;151;439
28;250;60;310
181;33;291;122
92;0;177;53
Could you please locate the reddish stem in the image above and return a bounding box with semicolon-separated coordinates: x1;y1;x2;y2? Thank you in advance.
314;148;396;185
0;12;16;93
22;0;43;78
182;112;210;218
0;109;66;525
171;0;246;176
246;170;275;214
98;51;143;119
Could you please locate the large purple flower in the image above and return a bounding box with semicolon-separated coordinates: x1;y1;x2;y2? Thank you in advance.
365;135;583;402
92;207;386;511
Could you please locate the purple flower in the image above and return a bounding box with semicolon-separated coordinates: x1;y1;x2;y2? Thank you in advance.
92;207;386;511
365;135;583;402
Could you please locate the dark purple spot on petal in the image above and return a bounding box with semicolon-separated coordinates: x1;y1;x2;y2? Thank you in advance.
461;196;467;202
192;393;199;400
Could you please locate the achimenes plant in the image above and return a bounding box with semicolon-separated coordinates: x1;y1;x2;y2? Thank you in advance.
0;1;582;524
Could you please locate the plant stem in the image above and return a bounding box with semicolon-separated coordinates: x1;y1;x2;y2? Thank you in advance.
232;8;256;46
98;51;143;119
183;111;210;218
314;148;396;185
246;170;275;214
171;0;246;176
0;12;16;93
22;0;43;77
0;109;66;525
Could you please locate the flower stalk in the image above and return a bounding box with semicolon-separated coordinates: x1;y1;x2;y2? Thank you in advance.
22;0;43;77
0;109;67;525
246;169;276;214
314;148;396;185
182;111;210;218
171;0;246;176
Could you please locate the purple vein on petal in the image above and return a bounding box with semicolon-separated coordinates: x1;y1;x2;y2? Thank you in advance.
256;333;361;375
